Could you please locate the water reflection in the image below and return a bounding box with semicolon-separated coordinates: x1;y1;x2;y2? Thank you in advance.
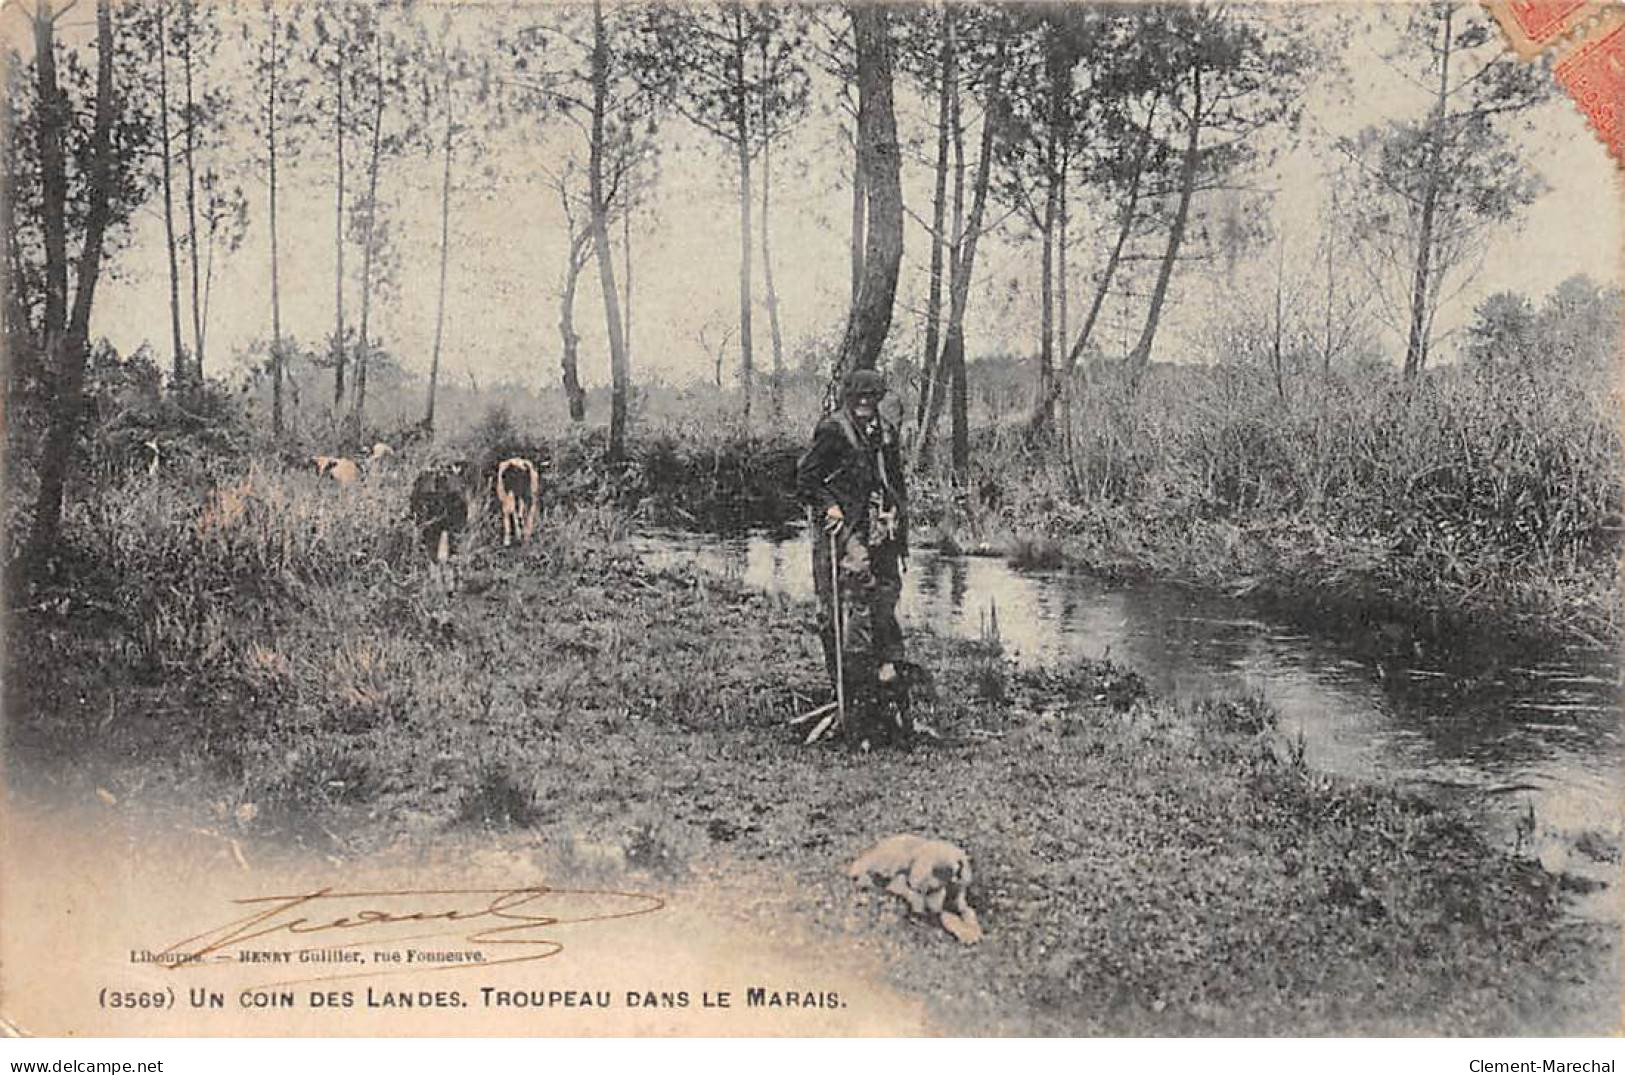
630;528;1623;917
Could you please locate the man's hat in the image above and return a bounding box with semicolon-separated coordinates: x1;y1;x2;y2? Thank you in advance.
842;368;887;400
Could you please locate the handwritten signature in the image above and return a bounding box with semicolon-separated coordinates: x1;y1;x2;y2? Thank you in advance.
151;885;666;987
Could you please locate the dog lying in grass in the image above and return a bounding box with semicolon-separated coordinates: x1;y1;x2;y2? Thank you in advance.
847;834;983;945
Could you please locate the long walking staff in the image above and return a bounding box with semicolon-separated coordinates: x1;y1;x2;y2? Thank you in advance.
801;529;846;745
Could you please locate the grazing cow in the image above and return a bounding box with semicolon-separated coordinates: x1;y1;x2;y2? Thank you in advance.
495;457;541;547
411;461;474;594
367;442;394;464
313;455;361;485
847;834;983;945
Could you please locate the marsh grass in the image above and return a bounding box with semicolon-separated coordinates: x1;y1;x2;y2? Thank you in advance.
8;480;1614;1033
919;361;1622;647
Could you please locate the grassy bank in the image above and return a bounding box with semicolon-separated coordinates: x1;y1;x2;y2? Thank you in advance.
6;470;1615;1035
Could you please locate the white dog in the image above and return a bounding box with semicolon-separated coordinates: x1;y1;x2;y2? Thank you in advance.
847;834;983;944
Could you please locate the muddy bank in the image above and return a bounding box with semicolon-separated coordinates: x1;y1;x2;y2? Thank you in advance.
7;508;1616;1035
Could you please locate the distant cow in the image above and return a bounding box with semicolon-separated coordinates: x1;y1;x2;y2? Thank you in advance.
410;461;474;594
495;457;541;547
366;442;394;464
313;455;361;485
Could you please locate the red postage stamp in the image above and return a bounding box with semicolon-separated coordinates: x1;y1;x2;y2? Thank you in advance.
1483;0;1601;58
1554;11;1625;168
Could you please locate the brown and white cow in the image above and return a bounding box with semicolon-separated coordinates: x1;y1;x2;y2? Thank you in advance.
312;455;361;485
495;457;541;547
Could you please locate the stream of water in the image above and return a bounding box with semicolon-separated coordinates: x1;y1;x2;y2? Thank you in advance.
630;527;1623;921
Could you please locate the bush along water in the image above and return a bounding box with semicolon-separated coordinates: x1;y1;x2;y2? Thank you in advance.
910;359;1622;653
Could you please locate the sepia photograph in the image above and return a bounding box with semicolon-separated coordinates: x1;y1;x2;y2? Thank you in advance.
2;0;1622;1043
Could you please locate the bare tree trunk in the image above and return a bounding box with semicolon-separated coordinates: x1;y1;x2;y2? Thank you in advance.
918;56;965;464
623;198;633;379
27;0;117;566
1323;186;1335;376
332;48;346;407
1404;7;1452;382
916;2;953;432
352;28;384;429
921;64;995;470
1128;66;1202;378
590;0;630;460
1035;169;1057;427
558;232;589;422
732;8;754;421
157;5;187;391
761;34;786;422
1054;109;1152;396
829;3;902;398
948;90;999;480
268;4;283;436
182;0;204;381
1032;46;1065;432
2;89;27;355
427;61;452;434
1057;161;1071;463
33;6;68;361
848;122;864;312
762;144;787;421
1272;233;1286;402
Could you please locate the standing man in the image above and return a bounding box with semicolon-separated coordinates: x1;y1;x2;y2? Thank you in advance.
796;368;909;704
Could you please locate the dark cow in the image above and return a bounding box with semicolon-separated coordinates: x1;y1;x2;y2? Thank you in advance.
410;461;474;594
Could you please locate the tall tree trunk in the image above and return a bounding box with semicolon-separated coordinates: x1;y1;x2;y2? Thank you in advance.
2;89;28;355
920;63;995;470
1031;104;1154;437
622;198;633;380
829;3;902;398
731;9;754;421
182;0;203;380
268;4;283;436
762;140;787;420
352;29;384;429
1035;174;1056;427
332;48;346;407
1057;159;1071;462
1032;46;1065;433
157;5;187;391
1272;233;1287;402
33;6;68;358
427;63;452;434
558;227;589;422
848;121;864;311
918;52;966;464
1404;7;1453;382
1323;185;1337;377
916;2;953;432
1128;66;1202;378
760;35;786;422
27;0;117;567
590;0;630;460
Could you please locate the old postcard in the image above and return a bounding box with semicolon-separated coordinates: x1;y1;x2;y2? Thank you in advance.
3;0;1621;1042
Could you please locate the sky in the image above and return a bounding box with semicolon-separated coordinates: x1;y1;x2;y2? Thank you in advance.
40;1;1625;393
